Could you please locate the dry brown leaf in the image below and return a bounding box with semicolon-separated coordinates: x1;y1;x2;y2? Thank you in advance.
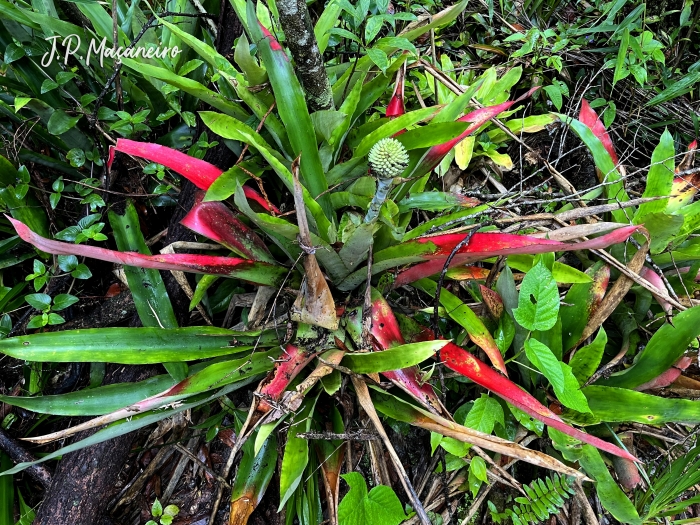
289;156;338;330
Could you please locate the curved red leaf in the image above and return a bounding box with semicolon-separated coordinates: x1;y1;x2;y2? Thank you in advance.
181;192;274;262
8;216;285;286
579;100;619;166
393;225;641;287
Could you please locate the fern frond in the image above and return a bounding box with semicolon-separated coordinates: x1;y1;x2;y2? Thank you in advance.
488;473;576;524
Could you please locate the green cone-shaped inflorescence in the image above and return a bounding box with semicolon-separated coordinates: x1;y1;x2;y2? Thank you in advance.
368;138;409;180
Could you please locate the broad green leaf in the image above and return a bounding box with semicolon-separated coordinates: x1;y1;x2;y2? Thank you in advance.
612;29;630;86
366;48;389;73
640;212;684;254
247;1;332;218
338;472;408;525
507;255;592;284
464;394;504;435
341;341;446;373
635;129;676;220
525;339;564;391
121;59;249;121
200;112;336;244
598;305;700;389
110;201;185;380
47;110;80;135
561;263;608;351
0;373;176;415
398;0;468;42
570;328;607;386
0;375;259;477
526;339;590;413
315;0;341;53
513;261;559;331
234;32;268;86
646;71;700;107
508;403;544;435
556;364;592;413
231;430;277;512
397;122;471;151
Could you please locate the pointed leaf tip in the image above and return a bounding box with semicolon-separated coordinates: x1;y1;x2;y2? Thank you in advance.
8;216;285;286
108;139;224;190
579;100;619;165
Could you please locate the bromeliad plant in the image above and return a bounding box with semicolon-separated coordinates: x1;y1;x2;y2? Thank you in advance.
2;1;700;524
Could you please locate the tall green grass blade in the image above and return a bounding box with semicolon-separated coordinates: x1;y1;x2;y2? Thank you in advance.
110;201;185;380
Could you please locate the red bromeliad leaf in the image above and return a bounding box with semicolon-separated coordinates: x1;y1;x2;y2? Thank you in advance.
243;186;280;214
109;139;279;213
387;66;406;136
579;100;619;166
256;344;317;413
345;292;445;415
413;278;506;374
392;225;641;287
439;341;637;461
8;216;286;286
108;139;223;190
635;356;692;391
181;192;275;263
412;87;539;178
386;68;405;118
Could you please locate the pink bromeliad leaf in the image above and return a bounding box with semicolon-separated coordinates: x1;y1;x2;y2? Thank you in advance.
639;267;672;315
8;216;286;286
579;100;619;166
108;139;223;190
181;192;275;263
413;101;517;178
109;139;279;213
391;225;641;287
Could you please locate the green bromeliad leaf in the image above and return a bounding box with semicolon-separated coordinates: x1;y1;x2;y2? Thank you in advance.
341;340;447;373
0;327;249;363
525;339;591;413
279;396;319;510
597;305;700;389
570;328;607;386
582;386;700;425
549;429;642;525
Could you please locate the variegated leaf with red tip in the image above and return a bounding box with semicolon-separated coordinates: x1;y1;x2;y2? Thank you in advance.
181;192;275;263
